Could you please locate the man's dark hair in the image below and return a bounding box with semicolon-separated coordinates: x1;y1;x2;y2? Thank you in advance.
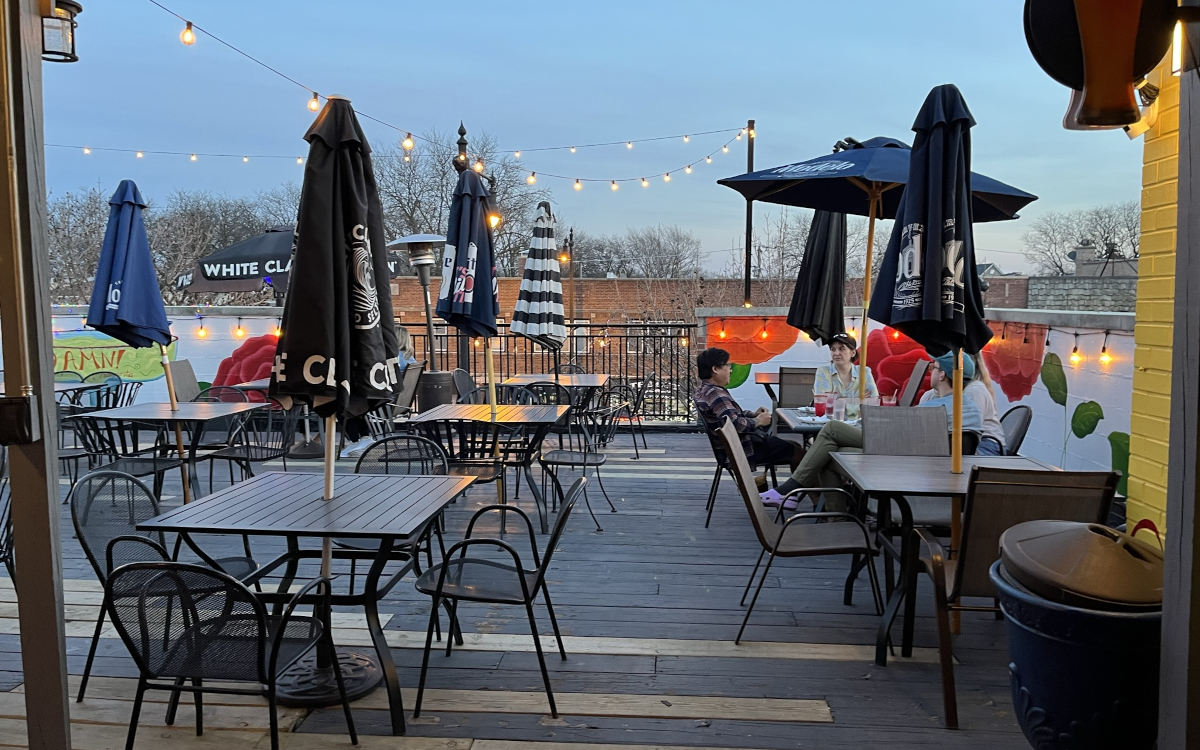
697;347;730;380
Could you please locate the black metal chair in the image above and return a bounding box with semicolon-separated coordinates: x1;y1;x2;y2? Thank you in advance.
459;384;535;405
67;415;184;500
69;469;258;703
1000;404;1033;455
414;418;507;502
552;362;586;374
451;368;475;403
914;467;1116;729
365;360;424;437
413;477;587;720
538;402;622;531
202;399;298;490
0;447;12;580
105;562;357;750
715;417;882;645
54;370;83;382
80;370;123;410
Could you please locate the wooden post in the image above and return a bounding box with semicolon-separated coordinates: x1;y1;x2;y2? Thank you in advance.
1160;46;1200;748
859;188;881;402
160;345;191;503
743;119;755;307
0;1;72;746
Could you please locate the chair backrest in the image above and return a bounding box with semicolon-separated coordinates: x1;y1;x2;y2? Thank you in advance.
393;361;425;414
526;380;572;406
194;386;249;403
113;380;142;408
106;561;268;684
533;477;587;585
1000;405;1033;455
0;447;11;570
861;405;948;456
553;362;586;374
415;419;501;462
897;359;931;407
460;385;535;406
451;368;475;403
777;367;817;408
167;360;202;404
54;370;83;383
71;415;157;460
82;370;120;385
956;466;1117;601
233;398;297;456
68;470;170;583
715;417;777;551
354;434;448;475
632;373;656;413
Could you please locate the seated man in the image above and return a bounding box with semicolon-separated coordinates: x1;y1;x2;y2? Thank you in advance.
761;350;983;511
693;347;802;476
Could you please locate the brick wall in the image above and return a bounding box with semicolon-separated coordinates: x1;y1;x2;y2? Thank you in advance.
1027;276;1138;311
1127;65;1179;532
982;276;1029;308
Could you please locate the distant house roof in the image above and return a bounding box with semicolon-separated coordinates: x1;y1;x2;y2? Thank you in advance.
977;262;1002;276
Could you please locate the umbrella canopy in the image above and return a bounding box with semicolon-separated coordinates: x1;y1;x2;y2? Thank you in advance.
270;96;400;420
87;180;172;348
868;84;993;356
174;226;295;293
786;210;847;346
436;170;500;339
510;201;566;351
717;136;1036;223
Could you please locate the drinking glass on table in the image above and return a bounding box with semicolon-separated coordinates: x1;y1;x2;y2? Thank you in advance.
881;392;898;407
813;393;828;417
844;397;861;421
832;397;846;422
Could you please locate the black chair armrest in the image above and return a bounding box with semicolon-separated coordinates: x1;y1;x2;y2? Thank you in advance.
435;538;532;599
268;575;330;677
105;535;170;573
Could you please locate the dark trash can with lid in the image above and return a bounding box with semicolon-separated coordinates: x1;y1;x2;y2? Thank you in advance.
990;520;1163;750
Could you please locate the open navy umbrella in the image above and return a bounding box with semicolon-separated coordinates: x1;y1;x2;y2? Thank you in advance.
867;84;990;472
720;135;1035;400
87;180;171;348
270;95;399;576
786;210;847;346
511;201;566;353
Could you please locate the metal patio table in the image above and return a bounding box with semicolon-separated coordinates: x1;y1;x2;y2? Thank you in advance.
829;452;1057;665
139;470;475;735
73;401;266;498
754;370;780;404
410;403;569;533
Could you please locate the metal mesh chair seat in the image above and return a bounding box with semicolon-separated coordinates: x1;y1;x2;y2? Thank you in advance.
100;455;184;477
539;448;605;468
207;444;286;463
148;614;321;680
415;557;539;605
447;461;504;482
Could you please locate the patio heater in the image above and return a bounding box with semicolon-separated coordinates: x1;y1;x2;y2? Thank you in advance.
389;233;456;409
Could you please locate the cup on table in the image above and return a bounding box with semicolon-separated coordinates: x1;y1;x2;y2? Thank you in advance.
844;397;861;421
832;397;846;422
881;393;898;407
813;393;828;418
863;396;881;408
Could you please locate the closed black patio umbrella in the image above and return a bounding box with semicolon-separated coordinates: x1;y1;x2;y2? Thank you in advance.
868;83;990;472
786;209;847;346
510;201;567;375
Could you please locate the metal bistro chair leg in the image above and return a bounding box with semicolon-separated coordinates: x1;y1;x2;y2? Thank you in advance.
704;466;722;528
125;678;148;750
76;597;108;702
414;590;442;718
540;581;568;659
739;548;769;607
524;600;558;718
736;551;778;645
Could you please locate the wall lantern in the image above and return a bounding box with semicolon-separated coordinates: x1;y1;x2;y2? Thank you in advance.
42;1;82;63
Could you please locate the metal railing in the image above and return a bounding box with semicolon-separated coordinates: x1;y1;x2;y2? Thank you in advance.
408;322;697;421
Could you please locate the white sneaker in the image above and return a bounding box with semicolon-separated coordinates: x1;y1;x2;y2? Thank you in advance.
339;437;374;459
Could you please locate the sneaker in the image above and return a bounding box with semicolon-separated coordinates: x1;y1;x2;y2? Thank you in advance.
760;489;784;507
339;436;374;459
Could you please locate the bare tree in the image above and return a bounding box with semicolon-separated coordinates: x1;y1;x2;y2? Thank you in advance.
1022;200;1140;274
562;229;632;278
254;182;301;227
625;224;702;278
46;187;110;304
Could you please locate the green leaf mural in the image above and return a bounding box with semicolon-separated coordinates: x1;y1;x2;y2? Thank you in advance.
729;363;751;389
1108;432;1130;496
1040;352;1068;406
1070;401;1104;439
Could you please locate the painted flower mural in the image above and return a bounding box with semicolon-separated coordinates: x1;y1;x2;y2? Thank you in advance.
866;327;932;401
706;316;799;387
981;322;1047;401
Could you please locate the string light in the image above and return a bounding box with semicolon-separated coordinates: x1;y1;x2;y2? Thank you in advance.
749;128;756;138
1069;333;1082;366
718;318;727;339
1099;330;1112;366
179;21;195;46
472;158;485;173
610;180;619;191
526;172;536;185
403;153;410;162
81;146;90;154
626;141;633;149
680;336;689;347
514;150;521;159
233;317;246;338
189;153;197;161
1000;322;1007;340
706;155;713;164
570;146;576;153
295;157;302;165
574;179;582;191
273;320;282;337
641;177;649;188
735;132;743;141
402;133;414;151
488;211;502;229
759;318;769;340
242;156;249;163
308;92;320;112
663;172;671;182
195;315;207;339
891;330;901;340
135;151;144;158
684;165;693;174
722;145;730;153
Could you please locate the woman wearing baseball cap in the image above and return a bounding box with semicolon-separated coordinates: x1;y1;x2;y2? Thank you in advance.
813;332;878;401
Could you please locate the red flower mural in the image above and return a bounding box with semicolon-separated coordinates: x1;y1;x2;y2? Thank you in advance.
866;327;932;401
212;334;278;401
980;322;1046;401
705;316;799;365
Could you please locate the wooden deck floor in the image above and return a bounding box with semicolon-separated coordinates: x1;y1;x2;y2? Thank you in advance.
0;430;1029;749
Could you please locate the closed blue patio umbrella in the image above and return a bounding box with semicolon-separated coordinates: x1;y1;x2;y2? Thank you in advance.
868;84;992;472
436;169;501;415
86;179;192;499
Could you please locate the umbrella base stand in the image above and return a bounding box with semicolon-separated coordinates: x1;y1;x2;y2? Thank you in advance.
275;647;381;706
288;436;325;459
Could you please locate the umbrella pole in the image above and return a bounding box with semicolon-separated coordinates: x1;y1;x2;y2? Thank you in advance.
952;349;963;474
322;413;337;579
858;188;881;403
159;344;192;505
485;339;498;421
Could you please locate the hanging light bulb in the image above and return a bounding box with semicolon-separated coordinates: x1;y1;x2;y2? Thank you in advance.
308;92;320;112
736;132;743;141
402;133;414;151
242;156;249;163
273;319;282;337
641;177;649;188
559;252;570;264
472;158;485;173
135;151;144;159
749;128;756;138
574;179;582;191
611;180;619;191
683;135;690;143
570;146;577;154
891;330;901;340
403;153;411;162
488;211;502;229
196;320;208;339
189;153;197;162
233;317;246;338
705;155;713;164
179;21;196;46
81;146;90;154
1069;333;1082;366
680;336;689;347
722;144;730;153
718;319;727;339
1099;331;1112;365
663;172;671;182
296;157;303;165
514;150;521;159
684;164;693;174
526;172;536;185
626;141;633;149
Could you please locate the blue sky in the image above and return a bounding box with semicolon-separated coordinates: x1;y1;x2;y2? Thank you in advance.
43;1;1145;274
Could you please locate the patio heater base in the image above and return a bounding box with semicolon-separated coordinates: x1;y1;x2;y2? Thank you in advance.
275;647;381;706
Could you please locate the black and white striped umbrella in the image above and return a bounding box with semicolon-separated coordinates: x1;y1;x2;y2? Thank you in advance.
510;201;566;350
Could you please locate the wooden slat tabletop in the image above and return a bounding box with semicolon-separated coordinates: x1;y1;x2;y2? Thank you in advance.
139;471;474;539
77;401;266;423
502;373;610;389
830;453;1058;497
410;403;568;425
